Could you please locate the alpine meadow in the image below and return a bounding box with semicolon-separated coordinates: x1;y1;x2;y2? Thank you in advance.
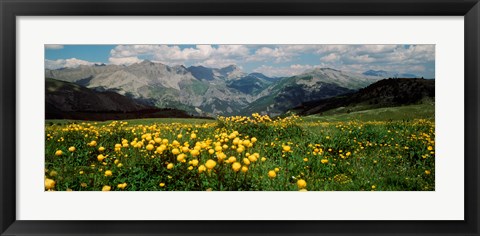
45;44;435;191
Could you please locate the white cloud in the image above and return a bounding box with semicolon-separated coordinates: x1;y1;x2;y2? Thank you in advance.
109;56;143;65
216;45;250;57
45;44;64;50
253;64;314;77
320;53;341;62
196;58;239;68
312;44;434;76
248;47;293;63
109;44;251;67
45;58;97;69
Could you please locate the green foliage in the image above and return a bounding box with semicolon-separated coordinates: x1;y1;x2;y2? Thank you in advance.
44;115;435;191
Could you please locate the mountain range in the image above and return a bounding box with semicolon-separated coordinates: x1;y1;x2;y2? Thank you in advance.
45;61;421;117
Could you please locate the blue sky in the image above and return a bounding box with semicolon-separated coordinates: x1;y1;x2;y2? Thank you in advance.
45;44;435;78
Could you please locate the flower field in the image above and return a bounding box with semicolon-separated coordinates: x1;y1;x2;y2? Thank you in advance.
45;113;435;191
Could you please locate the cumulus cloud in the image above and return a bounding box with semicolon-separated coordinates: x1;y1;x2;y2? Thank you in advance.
320;53;341;62
253;64;314;77
109;44;250;68
45;44;64;50
45;58;98;69
109;56;143;65
248;47;294;63
313;45;434;76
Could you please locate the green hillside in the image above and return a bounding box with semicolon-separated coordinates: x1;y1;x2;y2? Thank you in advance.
303;103;435;122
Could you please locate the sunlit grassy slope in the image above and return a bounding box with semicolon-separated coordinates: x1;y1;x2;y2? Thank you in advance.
303;103;434;123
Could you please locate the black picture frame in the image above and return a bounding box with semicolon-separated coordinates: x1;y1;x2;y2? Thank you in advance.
1;0;479;235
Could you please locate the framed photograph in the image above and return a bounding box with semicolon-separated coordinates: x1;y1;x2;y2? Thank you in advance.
1;0;479;235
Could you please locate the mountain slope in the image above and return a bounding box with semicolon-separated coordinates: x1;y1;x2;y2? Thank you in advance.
187;64;246;81
242;68;379;116
46;62;253;116
294;78;435;116
46;78;191;120
303;103;435;122
226;73;276;95
296;68;381;90
243;81;354;116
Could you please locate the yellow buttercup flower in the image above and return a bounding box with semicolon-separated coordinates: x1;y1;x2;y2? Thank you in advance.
68;146;76;152
268;170;276;178
205;159;216;169
98;147;105;152
228;156;237;163
55;150;63;156
97;154;106;162
321;159;329;164
297;179;307;189
45;178;55;190
190;149;200;157
159;183;165;187
146;144;154;151
198;165;207;173
232;162;241;172
104;170;112;177
171;148;180;155
117;183;127;189
177;154;186;162
283;145;291;152
167;163;174;169
102;185;111;191
241;166;248;173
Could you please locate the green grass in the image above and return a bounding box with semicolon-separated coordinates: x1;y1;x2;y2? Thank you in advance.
44;110;435;191
305;103;435;122
46;117;215;126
